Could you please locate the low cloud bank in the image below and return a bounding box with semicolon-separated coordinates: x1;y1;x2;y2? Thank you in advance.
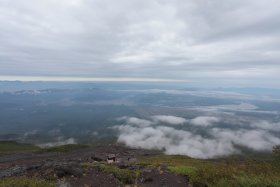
118;115;219;127
250;121;280;132
151;115;187;125
115;125;237;159
114;115;280;159
37;137;76;148
118;115;188;126
190;116;220;127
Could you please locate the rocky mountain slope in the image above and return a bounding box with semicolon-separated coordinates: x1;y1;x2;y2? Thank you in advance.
0;143;189;187
1;142;280;187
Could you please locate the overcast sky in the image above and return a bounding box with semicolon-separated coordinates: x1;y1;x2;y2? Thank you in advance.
0;0;279;87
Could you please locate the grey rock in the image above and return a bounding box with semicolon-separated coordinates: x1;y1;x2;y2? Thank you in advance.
54;162;83;178
0;165;27;179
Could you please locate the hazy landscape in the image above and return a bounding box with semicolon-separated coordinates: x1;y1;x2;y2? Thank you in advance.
1;81;280;159
1;82;280;186
1;0;280;186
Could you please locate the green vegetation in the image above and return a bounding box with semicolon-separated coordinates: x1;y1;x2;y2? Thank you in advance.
99;164;137;184
168;165;197;177
138;155;280;187
0;141;90;154
273;145;280;163
36;144;89;153
2;141;280;187
0;141;39;153
82;162;101;174
0;177;55;187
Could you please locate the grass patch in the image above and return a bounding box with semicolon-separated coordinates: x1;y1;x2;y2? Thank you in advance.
0;141;89;154
0;176;55;187
99;164;137;184
82;162;101;174
36;144;89;153
216;177;280;187
0;141;39;153
139;154;280;187
168;166;197;177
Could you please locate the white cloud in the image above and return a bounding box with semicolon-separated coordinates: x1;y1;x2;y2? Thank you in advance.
211;128;280;151
114;116;280;159
37;137;76;148
151;115;187;125
115;125;237;159
117;115;188;126
190;116;220;127
250;121;280;132
23;130;38;137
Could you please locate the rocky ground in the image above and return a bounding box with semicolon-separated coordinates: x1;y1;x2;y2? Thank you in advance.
0;145;190;187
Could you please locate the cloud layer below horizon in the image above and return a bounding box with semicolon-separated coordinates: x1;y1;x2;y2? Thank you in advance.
114;115;280;159
0;0;280;87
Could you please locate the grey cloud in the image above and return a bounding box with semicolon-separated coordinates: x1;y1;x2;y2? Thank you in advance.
0;0;280;87
206;103;258;111
124;89;280;105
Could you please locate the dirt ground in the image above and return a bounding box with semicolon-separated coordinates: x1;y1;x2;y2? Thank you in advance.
0;145;190;187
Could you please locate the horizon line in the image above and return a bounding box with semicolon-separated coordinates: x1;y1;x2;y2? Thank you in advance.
0;76;191;83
